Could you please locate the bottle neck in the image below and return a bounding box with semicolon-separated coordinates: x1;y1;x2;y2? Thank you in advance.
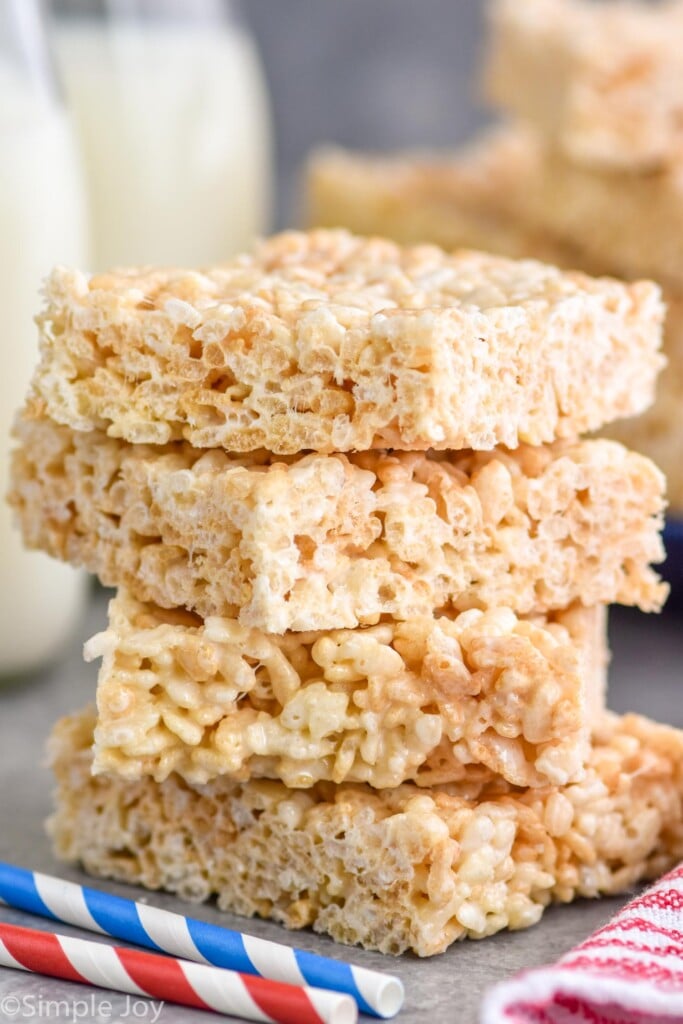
0;0;58;109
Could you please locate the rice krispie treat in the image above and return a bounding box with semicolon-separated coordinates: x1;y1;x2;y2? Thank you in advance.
10;414;667;631
485;0;683;172
307;140;580;266
309;130;683;294
29;229;664;453
48;707;683;957
500;131;683;294
306;139;683;515
608;300;683;514
88;590;607;790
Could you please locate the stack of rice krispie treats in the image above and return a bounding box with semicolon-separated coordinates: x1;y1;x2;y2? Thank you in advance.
308;0;683;516
10;229;683;957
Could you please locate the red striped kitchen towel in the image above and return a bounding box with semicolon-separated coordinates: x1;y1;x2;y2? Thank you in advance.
482;863;683;1023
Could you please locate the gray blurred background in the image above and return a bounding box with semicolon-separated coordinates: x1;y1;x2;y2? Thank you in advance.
241;0;490;226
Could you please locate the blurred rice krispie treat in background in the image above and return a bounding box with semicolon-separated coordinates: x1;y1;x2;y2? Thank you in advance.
485;0;683;172
307;135;579;265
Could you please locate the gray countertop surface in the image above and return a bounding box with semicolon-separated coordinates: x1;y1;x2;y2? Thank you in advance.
0;586;681;1024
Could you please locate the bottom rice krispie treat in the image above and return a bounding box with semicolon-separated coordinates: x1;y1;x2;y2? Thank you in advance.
49;708;683;957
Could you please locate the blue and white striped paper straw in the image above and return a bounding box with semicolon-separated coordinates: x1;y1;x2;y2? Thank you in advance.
0;862;403;1018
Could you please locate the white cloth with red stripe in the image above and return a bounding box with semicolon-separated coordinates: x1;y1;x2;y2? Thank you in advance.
482;864;683;1024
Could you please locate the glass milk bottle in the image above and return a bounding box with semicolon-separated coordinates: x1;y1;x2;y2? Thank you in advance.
0;0;89;677
52;0;273;269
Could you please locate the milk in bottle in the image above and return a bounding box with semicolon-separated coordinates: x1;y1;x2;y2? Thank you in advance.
54;0;273;268
0;0;89;676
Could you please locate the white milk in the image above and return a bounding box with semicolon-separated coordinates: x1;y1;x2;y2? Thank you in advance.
55;19;272;268
0;65;89;677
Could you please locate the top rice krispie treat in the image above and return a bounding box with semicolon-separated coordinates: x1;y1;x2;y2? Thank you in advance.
30;229;663;454
486;0;683;172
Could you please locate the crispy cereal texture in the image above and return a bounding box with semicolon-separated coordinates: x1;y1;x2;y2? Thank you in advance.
49;707;683;957
486;0;683;172
307;138;683;513
10;415;667;631
88;590;607;790
29;229;664;453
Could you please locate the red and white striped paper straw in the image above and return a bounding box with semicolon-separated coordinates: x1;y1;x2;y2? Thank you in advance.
0;922;356;1024
0;862;403;1017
